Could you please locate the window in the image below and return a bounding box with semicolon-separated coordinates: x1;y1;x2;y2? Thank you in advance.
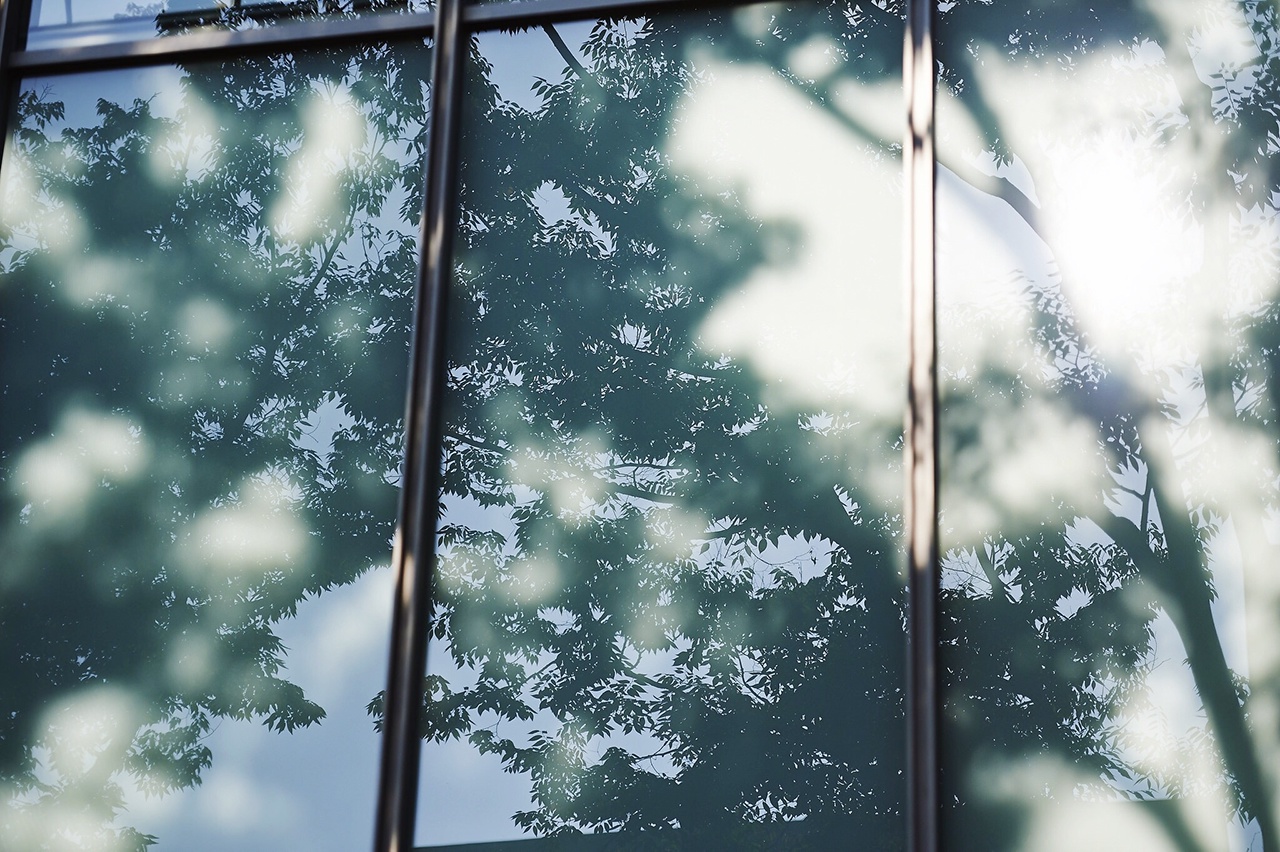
2;2;1279;851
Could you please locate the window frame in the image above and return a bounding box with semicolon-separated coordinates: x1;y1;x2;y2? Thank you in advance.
0;1;941;850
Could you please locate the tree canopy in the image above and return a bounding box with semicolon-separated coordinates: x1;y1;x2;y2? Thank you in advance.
5;1;1280;851
417;3;1280;850
0;33;428;850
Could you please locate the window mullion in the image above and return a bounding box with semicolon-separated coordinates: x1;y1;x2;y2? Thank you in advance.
372;0;466;848
0;0;34;177
904;0;939;850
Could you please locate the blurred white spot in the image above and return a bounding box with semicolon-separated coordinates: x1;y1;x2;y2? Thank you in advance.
270;88;367;244
178;297;236;352
788;35;841;83
15;408;151;526
64;254;151;310
178;473;312;580
40;686;145;784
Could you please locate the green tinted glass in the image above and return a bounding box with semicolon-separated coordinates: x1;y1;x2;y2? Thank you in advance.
415;5;907;848
938;1;1280;849
25;1;430;51
0;42;428;850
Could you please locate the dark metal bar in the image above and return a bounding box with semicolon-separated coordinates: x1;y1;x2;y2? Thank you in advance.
8;0;779;77
462;0;755;32
11;8;433;75
0;0;33;73
371;0;464;846
0;0;37;180
904;0;938;850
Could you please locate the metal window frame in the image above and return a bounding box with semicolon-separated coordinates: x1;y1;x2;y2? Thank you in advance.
11;0;758;75
0;0;34;180
904;2;938;852
0;1;940;851
374;0;462;847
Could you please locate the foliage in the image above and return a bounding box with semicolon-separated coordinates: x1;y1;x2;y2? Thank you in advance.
8;0;1280;850
418;7;910;842
422;2;1280;850
0;32;428;850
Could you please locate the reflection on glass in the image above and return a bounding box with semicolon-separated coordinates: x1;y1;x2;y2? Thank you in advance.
413;5;905;849
25;0;430;51
0;42;427;850
938;1;1280;850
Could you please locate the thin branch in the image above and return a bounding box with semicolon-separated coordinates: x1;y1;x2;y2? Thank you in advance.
542;24;606;95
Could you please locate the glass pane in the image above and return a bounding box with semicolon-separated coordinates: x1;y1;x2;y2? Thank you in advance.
938;1;1280;849
0;41;428;850
413;4;905;848
26;0;430;52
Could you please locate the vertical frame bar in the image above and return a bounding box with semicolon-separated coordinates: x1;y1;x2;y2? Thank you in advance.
904;0;938;851
0;0;36;167
4;0;33;51
372;0;464;848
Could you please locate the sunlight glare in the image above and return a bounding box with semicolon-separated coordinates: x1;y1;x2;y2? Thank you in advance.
670;57;901;423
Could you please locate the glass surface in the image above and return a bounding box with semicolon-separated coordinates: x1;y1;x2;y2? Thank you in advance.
938;1;1280;850
0;42;428;850
25;0;430;51
414;5;905;849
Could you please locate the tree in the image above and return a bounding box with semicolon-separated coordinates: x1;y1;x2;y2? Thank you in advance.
8;0;1280;849
933;1;1280;848
412;2;1280;851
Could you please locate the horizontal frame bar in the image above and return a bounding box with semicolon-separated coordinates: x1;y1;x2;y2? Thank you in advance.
464;0;744;30
11;9;433;74
10;0;770;75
